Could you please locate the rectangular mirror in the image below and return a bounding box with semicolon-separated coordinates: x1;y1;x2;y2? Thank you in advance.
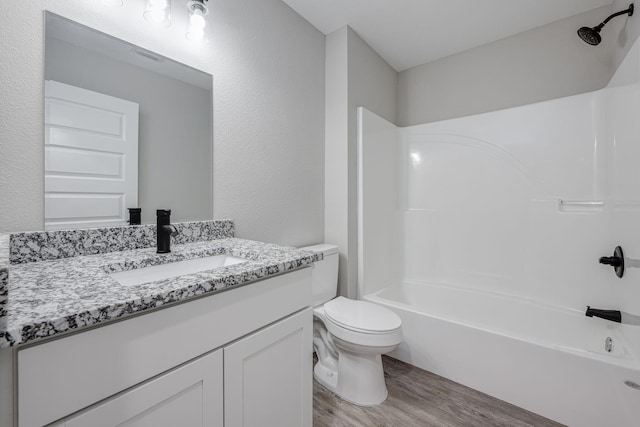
44;12;213;229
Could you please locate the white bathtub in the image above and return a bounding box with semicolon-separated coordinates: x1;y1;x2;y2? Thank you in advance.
364;281;640;427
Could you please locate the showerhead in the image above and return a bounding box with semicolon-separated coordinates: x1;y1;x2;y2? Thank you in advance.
577;3;634;46
577;26;602;45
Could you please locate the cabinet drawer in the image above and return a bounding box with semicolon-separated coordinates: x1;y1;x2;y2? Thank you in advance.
18;268;311;427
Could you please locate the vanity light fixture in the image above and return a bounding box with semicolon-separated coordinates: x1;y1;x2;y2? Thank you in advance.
144;0;172;27
186;0;209;41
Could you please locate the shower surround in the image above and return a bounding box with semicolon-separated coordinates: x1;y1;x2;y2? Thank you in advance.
357;39;640;426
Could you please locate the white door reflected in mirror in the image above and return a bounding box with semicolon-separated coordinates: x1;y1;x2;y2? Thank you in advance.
44;80;139;231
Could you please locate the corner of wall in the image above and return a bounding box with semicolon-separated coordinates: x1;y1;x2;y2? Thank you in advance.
397;5;617;126
346;27;398;125
324;25;350;297
324;25;398;299
610;0;640;71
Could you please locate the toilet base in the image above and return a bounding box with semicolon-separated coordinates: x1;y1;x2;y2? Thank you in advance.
313;359;338;391
314;351;389;406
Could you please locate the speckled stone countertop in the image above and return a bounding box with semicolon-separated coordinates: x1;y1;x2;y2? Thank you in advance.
0;234;9;323
0;237;319;348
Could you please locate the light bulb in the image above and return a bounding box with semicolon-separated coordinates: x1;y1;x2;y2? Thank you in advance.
144;0;171;27
186;1;208;42
190;12;206;30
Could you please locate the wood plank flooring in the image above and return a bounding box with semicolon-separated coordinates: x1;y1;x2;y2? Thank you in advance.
313;356;564;427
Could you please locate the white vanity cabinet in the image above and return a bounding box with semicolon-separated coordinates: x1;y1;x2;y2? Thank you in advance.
56;349;224;427
16;268;312;427
224;309;312;427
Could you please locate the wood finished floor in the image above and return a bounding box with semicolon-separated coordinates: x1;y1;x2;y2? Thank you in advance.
313;356;564;427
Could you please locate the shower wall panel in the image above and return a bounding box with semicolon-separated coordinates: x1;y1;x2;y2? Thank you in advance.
400;91;607;308
357;108;401;297
358;38;640;313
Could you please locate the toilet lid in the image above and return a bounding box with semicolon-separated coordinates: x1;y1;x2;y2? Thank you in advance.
324;297;401;333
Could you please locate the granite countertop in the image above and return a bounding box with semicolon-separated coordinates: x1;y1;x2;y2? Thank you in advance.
0;235;8;267
0;238;319;349
0;234;8;322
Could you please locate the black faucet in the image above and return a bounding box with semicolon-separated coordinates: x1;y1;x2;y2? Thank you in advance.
156;209;178;254
585;306;621;323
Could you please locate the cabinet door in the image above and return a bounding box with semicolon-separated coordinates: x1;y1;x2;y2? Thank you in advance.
224;308;313;427
58;350;223;427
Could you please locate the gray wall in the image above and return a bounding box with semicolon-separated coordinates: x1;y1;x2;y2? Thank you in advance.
397;6;616;126
611;0;640;70
0;1;43;234
211;0;325;247
45;38;212;225
0;346;11;427
325;26;397;298
325;27;350;297
0;0;325;249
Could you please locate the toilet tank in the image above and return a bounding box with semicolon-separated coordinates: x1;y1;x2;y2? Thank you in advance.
300;244;339;307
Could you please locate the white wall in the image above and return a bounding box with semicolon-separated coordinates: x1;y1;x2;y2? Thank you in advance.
0;0;325;248
397;91;607;306
325;26;397;298
397;6;616;126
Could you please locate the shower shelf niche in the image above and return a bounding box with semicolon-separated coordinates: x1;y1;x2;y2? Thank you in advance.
557;200;605;213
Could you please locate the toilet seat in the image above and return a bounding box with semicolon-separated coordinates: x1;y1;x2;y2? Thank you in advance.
324;297;401;334
316;298;403;348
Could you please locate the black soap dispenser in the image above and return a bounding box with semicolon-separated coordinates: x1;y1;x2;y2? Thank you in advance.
128;208;142;225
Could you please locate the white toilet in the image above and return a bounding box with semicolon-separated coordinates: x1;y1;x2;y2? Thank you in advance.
301;244;402;406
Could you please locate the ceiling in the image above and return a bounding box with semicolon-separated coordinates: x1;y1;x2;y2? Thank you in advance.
282;0;614;71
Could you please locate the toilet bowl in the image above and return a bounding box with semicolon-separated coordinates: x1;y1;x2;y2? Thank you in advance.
301;244;403;406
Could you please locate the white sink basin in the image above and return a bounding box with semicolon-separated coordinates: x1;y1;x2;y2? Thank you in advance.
109;254;248;286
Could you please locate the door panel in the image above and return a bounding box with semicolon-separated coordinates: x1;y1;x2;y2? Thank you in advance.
44;80;139;230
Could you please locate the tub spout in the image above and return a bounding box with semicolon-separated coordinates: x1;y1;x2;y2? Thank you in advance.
585;306;621;323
